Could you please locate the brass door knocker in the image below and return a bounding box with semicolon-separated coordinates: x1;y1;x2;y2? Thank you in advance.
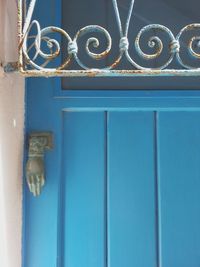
26;132;53;196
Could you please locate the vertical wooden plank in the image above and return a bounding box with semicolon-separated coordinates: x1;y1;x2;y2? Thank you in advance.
108;111;157;267
158;112;200;267
24;84;60;267
62;111;106;267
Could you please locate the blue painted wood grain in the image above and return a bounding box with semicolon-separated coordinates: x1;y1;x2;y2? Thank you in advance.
158;112;200;267
61;111;106;267
107;112;158;267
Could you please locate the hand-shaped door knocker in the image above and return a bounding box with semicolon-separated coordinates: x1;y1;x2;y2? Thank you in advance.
26;132;53;196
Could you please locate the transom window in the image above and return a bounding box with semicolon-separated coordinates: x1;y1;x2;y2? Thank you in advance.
19;0;200;89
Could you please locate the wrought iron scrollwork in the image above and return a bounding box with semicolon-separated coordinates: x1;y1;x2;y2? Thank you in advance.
18;0;200;76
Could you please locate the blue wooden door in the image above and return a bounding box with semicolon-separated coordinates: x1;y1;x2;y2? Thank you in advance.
24;83;200;267
23;1;200;267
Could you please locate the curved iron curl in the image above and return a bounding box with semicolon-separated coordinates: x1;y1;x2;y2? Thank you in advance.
72;25;127;70
72;25;113;70
22;21;73;70
125;24;177;70
176;24;200;69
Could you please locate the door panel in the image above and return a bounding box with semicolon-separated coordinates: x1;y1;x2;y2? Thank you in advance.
108;112;158;267
62;111;106;267
158;112;200;267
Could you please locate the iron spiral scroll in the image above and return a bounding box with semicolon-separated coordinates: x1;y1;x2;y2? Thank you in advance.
19;0;200;76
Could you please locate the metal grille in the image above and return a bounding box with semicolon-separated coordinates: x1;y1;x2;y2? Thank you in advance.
18;0;200;77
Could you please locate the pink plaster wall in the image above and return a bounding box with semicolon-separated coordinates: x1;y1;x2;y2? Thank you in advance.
0;1;24;267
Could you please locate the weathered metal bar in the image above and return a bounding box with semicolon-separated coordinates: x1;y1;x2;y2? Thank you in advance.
19;69;200;77
18;0;24;73
22;0;37;35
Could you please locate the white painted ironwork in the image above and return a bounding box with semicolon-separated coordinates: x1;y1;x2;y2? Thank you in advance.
18;0;200;77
